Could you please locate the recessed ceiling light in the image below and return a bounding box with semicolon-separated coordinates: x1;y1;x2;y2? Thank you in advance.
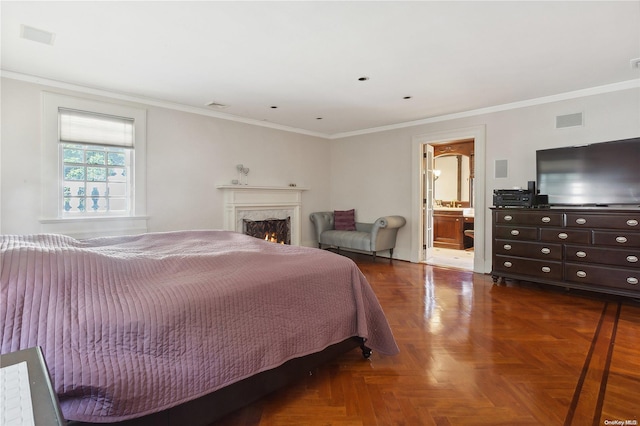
403;96;412;100
316;117;323;120
206;101;229;109
270;106;278;109
358;76;370;81
20;24;55;45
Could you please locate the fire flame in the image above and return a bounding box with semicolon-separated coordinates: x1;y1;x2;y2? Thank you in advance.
264;232;284;244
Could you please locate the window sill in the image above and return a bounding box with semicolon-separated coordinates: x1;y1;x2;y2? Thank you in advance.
39;216;149;239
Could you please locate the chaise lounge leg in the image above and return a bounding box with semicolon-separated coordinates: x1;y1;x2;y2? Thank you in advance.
389;248;394;264
372;251;376;262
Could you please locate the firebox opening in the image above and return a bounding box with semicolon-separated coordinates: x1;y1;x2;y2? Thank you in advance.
243;217;291;245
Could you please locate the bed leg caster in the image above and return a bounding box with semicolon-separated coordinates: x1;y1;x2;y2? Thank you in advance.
358;338;372;359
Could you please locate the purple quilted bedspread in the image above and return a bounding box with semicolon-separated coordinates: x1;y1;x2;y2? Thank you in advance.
1;230;398;422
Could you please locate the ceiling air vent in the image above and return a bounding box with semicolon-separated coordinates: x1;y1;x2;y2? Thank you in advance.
555;112;583;129
206;102;229;110
20;24;55;45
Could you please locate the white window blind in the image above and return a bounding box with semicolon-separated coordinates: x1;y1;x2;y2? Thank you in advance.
59;108;134;147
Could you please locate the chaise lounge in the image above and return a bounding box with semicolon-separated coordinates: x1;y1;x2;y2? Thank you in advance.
310;210;406;262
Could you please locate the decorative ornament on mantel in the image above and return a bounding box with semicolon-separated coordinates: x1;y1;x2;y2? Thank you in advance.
235;164;250;185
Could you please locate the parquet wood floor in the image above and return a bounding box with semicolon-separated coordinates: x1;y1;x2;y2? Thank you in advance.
213;254;640;425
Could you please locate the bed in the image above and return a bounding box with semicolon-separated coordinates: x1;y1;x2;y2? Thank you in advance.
0;230;399;425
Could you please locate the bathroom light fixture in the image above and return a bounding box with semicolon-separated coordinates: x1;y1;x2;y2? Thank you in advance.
631;58;640;69
433;170;441;180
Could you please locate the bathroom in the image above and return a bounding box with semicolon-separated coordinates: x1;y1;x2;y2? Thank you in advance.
430;139;474;270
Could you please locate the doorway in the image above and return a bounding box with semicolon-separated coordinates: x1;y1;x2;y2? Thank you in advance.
410;125;486;273
426;139;474;270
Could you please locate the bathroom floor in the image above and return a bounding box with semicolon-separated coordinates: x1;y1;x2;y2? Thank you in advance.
426;247;474;271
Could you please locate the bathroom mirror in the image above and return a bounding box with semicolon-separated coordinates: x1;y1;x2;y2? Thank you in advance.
433;140;474;207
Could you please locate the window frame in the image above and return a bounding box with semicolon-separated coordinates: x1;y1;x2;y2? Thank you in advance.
41;92;147;238
60;141;133;217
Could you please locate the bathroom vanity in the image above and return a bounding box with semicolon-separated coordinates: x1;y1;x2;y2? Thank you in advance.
434;208;474;250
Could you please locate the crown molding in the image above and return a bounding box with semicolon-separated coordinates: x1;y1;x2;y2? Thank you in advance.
0;70;330;139
329;79;640;139
3;70;638;141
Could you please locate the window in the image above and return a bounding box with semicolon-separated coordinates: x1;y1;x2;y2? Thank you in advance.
59;109;134;216
42;93;147;238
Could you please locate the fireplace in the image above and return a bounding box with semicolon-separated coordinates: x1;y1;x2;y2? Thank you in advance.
217;185;308;246
243;217;291;244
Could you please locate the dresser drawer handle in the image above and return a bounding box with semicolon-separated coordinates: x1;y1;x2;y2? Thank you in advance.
541;248;551;255
627;255;639;263
541;217;551;223
575;218;587;225
616;236;628;244
576;271;587;278
576;251;587;258
627;277;639;285
541;266;551;273
510;230;520;236
503;261;513;268
558;233;568;240
504;215;513;221
627;219;638;227
503;244;512;250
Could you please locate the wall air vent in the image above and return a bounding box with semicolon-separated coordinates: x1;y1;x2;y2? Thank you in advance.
555;112;583;129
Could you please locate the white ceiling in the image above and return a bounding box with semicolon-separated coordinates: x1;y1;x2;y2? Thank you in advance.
2;1;639;138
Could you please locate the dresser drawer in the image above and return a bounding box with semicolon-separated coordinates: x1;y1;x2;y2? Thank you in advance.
495;239;562;260
566;213;640;230
565;263;640;292
494;225;538;240
494;255;563;280
539;228;590;244
565;245;640;268
592;231;640;248
495;211;563;226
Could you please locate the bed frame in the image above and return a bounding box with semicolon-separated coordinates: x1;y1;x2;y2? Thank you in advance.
68;337;370;426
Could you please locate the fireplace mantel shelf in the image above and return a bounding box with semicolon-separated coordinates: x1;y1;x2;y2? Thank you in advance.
217;185;309;191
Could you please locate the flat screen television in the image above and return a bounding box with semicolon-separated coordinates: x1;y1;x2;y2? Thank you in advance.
536;137;640;207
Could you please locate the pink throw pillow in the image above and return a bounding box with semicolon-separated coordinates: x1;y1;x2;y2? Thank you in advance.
334;209;356;231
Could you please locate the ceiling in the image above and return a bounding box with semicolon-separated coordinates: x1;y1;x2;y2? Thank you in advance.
2;1;639;138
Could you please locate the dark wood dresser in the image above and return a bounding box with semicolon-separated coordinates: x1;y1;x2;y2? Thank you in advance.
491;207;640;298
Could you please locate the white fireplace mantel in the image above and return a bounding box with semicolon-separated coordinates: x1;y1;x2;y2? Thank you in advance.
217;185;308;246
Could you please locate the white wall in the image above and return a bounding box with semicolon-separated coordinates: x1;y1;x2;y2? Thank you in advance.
330;87;640;270
2;77;639;268
0;78;330;246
